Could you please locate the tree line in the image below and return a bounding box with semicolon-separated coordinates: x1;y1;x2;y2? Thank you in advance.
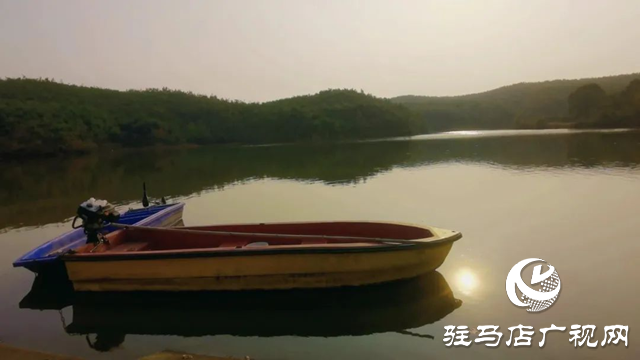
392;73;640;131
0;78;420;157
1;75;639;158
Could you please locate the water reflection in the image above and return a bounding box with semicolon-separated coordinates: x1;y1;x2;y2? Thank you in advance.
20;271;460;351
2;130;640;230
455;268;479;296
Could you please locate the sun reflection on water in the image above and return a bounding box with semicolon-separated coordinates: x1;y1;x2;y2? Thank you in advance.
456;268;479;295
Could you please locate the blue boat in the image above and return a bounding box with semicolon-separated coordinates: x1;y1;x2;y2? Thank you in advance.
13;202;185;273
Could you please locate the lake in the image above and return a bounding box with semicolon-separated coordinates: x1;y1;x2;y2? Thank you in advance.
1;129;638;359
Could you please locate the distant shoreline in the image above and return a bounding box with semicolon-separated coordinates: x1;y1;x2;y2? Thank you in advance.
357;127;640;144
3;127;638;162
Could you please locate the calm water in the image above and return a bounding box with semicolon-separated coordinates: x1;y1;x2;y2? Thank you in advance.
1;129;639;359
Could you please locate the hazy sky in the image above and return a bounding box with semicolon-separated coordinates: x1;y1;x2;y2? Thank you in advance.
1;0;639;102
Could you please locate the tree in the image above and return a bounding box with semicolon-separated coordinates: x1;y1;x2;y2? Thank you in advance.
621;79;640;109
568;83;607;120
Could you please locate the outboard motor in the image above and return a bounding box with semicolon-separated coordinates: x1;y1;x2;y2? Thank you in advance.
72;198;120;244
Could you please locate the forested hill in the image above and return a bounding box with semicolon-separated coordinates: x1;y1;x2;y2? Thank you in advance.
0;78;419;157
2;74;640;158
392;73;640;131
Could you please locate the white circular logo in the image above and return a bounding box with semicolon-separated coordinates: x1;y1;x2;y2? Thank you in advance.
506;258;561;312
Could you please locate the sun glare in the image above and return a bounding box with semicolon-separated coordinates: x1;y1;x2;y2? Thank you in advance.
456;269;479;295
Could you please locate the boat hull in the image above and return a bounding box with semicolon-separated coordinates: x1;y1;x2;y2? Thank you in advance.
65;240;455;291
13;203;184;273
62;272;460;338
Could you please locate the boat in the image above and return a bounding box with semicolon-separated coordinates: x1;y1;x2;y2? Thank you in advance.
19;271;460;345
61;221;462;291
13;202;185;273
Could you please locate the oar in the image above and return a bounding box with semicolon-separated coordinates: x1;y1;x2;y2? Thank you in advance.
109;223;421;246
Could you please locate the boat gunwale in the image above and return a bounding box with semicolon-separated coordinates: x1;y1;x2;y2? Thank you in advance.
62;225;462;262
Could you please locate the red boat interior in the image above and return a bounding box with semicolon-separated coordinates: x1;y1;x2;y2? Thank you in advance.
73;222;434;255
